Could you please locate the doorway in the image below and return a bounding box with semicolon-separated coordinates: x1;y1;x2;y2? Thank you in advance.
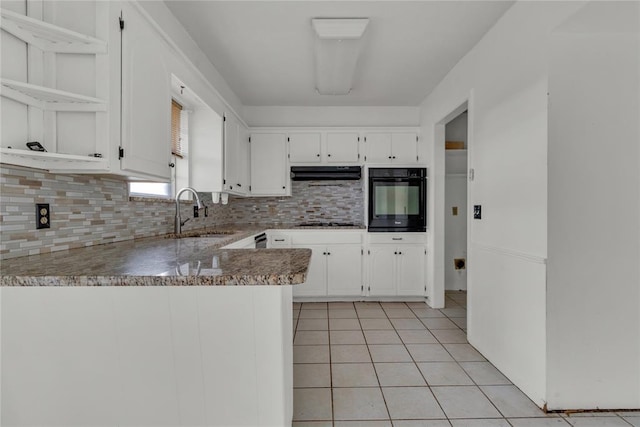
444;109;469;311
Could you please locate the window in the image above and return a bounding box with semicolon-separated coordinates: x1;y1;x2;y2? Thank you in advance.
171;99;183;157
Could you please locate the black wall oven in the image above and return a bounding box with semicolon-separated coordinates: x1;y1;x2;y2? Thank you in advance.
368;167;427;232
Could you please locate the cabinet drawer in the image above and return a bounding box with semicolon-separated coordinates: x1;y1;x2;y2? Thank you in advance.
268;233;291;248
367;233;427;244
290;231;363;245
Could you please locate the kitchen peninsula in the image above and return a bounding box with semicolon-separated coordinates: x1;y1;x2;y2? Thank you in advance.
0;231;311;426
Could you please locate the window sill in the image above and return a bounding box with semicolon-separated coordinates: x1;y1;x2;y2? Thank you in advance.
129;195;174;204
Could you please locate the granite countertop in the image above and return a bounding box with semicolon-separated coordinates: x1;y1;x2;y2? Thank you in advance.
0;228;311;287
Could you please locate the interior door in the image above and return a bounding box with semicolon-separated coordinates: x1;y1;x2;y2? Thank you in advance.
120;4;171;180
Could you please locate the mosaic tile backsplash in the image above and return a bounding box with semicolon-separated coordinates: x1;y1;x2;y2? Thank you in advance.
0;165;364;260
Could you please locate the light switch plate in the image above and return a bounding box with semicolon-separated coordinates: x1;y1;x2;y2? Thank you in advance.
473;205;482;219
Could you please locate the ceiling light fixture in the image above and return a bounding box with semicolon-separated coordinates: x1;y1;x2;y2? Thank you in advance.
312;18;369;96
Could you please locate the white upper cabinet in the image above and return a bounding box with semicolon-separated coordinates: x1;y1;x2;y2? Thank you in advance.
0;2;111;172
364;132;419;164
288;133;321;163
326;132;359;163
120;2;171;180
249;133;288;196
363;133;392;163
391;132;419;164
224;114;249;195
189;107;224;194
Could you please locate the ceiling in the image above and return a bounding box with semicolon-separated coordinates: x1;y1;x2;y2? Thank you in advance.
164;1;514;107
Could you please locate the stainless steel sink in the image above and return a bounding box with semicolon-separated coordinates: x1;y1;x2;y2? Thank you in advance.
167;230;235;239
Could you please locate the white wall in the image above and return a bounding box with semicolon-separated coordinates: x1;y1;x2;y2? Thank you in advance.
136;1;245;122
419;0;585;406
243;106;420;127
547;1;640;409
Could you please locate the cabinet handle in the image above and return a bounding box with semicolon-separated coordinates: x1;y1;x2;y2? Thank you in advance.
282;186;285;189
392;156;396;159
168;162;175;168
237;183;242;187
394;251;397;255
323;252;327;255
388;156;392;159
327;154;331;157
327;252;331;255
398;251;403;255
317;153;320;157
274;239;285;242
392;237;403;241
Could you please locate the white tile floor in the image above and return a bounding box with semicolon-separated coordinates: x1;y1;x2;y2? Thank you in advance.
292;292;639;427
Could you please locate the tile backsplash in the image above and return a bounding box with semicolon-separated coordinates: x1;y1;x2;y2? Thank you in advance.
0;165;363;260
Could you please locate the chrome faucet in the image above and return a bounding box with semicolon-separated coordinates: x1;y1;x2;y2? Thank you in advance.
175;187;203;234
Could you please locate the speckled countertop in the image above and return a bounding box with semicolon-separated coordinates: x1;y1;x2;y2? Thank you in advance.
0;227;313;287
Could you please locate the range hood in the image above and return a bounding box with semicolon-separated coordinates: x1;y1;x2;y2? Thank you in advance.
290;166;362;181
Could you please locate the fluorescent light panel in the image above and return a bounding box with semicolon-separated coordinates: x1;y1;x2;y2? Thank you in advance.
312;18;369;96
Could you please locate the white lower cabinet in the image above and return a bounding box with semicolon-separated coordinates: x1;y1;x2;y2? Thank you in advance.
292;244;363;298
366;232;427;297
326;245;364;296
367;244;427;296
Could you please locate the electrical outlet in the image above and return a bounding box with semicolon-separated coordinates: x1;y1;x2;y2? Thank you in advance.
36;203;50;229
473;205;482;219
454;258;466;270
193;205;199;218
452;206;458;216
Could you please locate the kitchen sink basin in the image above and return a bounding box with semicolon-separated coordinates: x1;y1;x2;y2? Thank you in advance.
167;230;235;239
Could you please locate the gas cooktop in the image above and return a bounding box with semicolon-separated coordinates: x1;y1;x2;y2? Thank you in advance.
295;222;361;228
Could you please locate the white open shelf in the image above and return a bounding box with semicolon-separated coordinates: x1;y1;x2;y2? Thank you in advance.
1;79;107;112
0;147;109;172
0;8;107;54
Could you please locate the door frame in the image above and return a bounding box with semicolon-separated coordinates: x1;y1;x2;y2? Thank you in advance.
432;92;474;310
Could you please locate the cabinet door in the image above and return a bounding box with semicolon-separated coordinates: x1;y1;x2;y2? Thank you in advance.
391;132;418;164
327;245;363;296
250;133;288;196
292;246;327;297
364;133;392;163
120;4;171;180
326;133;359;163
236;125;249;194
367;245;397;296
224;116;248;196
288;133;321;163
223;115;239;193
397;244;426;296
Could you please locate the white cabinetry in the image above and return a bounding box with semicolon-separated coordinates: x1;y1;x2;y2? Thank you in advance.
0;2;178;180
287;132;360;164
288;231;363;298
364;132;419;164
224;114;249;195
0;4;110;172
250;133;288;196
119;2;171;180
326;132;360;163
367;233;427;297
288;133;321;163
